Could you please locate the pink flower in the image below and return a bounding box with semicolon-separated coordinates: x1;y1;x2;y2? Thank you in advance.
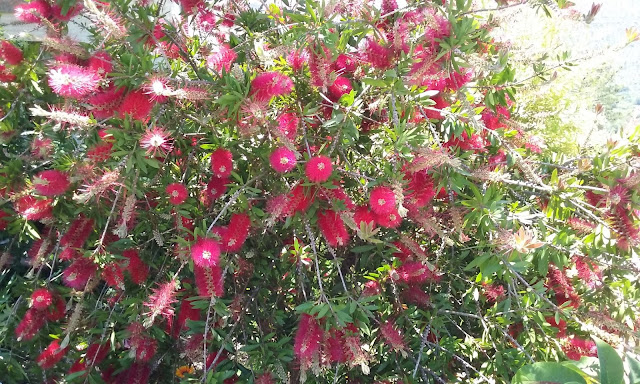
144;280;177;323
374;209;402;228
140;127;173;156
277;112;299;141
305;155;333;183
210;148;233;178
194;264;224;297
328;76;352;101
333;54;357;73
221;213;251;252
63;258;97;290
87;51;113;77
318;210;349;247
14;0;51;23
191;238;221;267
37;340;68;370
287;49;308;71
250;72;294;101
15;195;53;221
363;38;395;70
205;177;229;201
293;314;323;369
118;90;156;121
380;321;406;352
0;40;23;66
48;64;101;98
30;288;54;310
166;183;188;205
143;76;172;103
206;44;237;75
269;147;297;173
369;186;396;215
33;170;70;196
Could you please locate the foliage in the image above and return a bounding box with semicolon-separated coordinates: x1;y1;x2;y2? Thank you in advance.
0;0;639;383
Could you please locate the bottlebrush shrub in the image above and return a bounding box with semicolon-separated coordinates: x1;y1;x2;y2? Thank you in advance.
0;0;639;383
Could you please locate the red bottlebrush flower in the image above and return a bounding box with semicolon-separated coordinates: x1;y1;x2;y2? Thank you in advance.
403;167;436;211
444;131;487;152
305;155;333;183
394;261;439;284
288;185;315;214
362;280;381;297
563;337;597;361
354;205;377;230
333;54;357;73
482;105;510;130
546;265;580;309
380;320;406;352
28;238;55;265
369;186;396;215
269;147;297;173
325;328;347;363
87;142;113;163
51;1;83;21
31;137;53;158
102;262;125;290
15;195;53;221
88;85;125;119
287;49;308;71
250;72;294;101
255;373;275;384
144;280;178;323
277;112;299;141
48;64;101;98
567;217;596;235
546;316;567;338
85;341;110;366
60;215;94;250
143;76;172;103
0;210;9;231
118;90;155;122
140;126;173;157
206;44;237;75
293;314;323;369
118;362;151;384
205;177;229;201
395;236;429;261
123;249;149;285
194;264;224;297
178;0;204;13
63;258;98;290
166;183;188;205
0;40;23;65
31;288;54;310
45;295;66;321
374;208;402;228
221;213;251;252
14;0;51;23
134;337;157;362
328;76;352;101
363;38;395;70
482;282;506;303
423;96;450;120
15;308;46;341
33;169;70;196
608;206;639;251
573;255;602;289
171;298;201;338
87;51;113;77
320;184;354;210
210;148;233;178
37;340;68;370
191;238;221;267
607;185;630;207
318;210;350;247
401;285;431;307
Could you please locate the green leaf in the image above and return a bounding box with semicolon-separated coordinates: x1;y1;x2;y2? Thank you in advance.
627;356;640;384
594;337;623;384
511;362;587;384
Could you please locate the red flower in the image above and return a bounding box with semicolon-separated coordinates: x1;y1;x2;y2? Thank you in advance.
118;90;156;122
545;316;567;338
88;85;125;119
277;112;299;141
401;285;431;307
205;177;229;201
363;38;395;70
374;208;402;228
563;337;597;361
250;72;294;101
328;76;352;101
394;261;439;284
144;280;178;323
482;282;506;303
287;49;308;71
87;142;113;163
210;148;233;178
63;258;98;290
0;210;9;231
171;298;201;338
45;295;66;321
15;195;53;221
305;155;333;183
221;213;251;253
48;64;101;98
333;54;357;73
380;320;406;352
37;340;68;370
102;262;125;290
31;288;54;310
318;210;350;247
51;1;83;21
191;238;221;267
194;264;224;297
33;170;70;196
87;51;113;77
123;249;149;284
15;308;46;341
206;44;237;75
369;186;396;215
166;183;188;205
0;40;23;66
14;0;51;23
293;314;323;369
269;147;297;173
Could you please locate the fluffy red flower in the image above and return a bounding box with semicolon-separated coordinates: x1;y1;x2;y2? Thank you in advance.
394;261;439;284
250;72;294;101
305;155;333;183
318;210;350;247
31;288;54;310
123;249;149;284
328;76;352;101
363;38;395;70
87;51;113;77
144;280;178;323
102;262;125;290
563;337;597;361
48;64;101;98
293;314;323;369
269;147;297;173
140;126;173;157
374;208;402;228
45;295;66;321
171;298;201;338
277;112;299;141
205;177;228;201
191;238;221;267
60;215;94;253
210;148;233;178
221;213;251;252
63;258;98;290
320;184;354;210
51;1;83;21
15;308;46;341
287;49;308;71
37;340;68;370
401;285;431;307
14;0;51;23
369;186;396;215
33;169;70;196
380;320;406;352
87;142;113;163
194;264;224;297
166;183;188;205
118;90;155;122
15;195;53;221
333;54;357;73
546;265;581;308
206;44;237;75
482;282;506;303
546;316;567;338
88;85;125;119
0;40;23;66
